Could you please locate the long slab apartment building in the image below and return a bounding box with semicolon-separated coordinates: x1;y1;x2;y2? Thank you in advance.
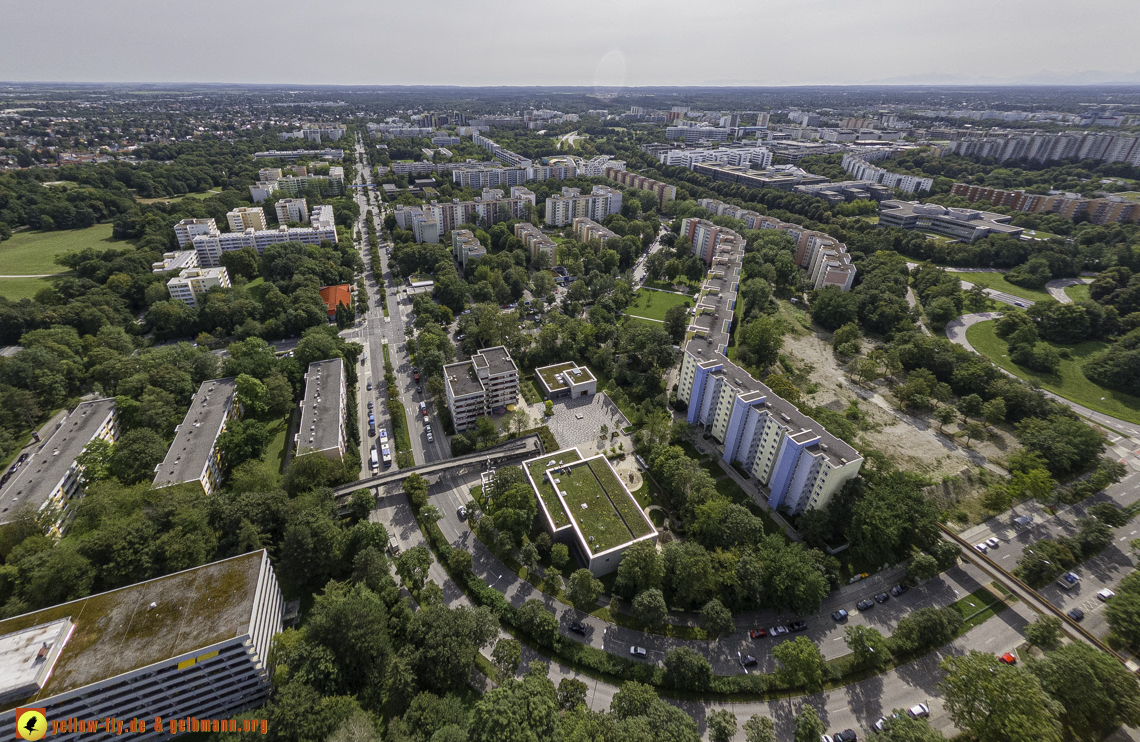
153;377;240;496
949;182;1140;225
173;205;337;268
0;550;282;742
444;347;520;433
604;167;676;209
295;358;347;461
694;199;857;291
0;399;117;535
394;187;537;243
677;225;863;515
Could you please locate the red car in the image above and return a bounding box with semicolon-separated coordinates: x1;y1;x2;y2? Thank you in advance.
999;652;1017;665
749;629;768;639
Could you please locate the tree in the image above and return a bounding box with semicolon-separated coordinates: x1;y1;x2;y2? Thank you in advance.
447;547;473;577
958;393;984;419
550;543;569;571
1024;615;1062;650
737;316;783;371
614;540;664;598
349;490;375;523
491;639;521;677
1015;414;1104;476
1028;641;1140;741
906;552;939;582
934;405;957;433
892;607;962;655
75;438;113;482
844;624;891;670
811;287;860;330
519;542;540;573
963;420;986;446
663;304;687;344
707;710;738;742
468;674;559;742
699;598;735;640
981;483;1013;513
939;651;1062;742
419;504;442;526
216;419;272;471
663;646;712;690
872;714;947;740
109;428;170;484
632;588;669;630
1105;588;1140;647
405;473;430;508
566;568;604;607
982;398;1006;427
792;705;826;742
396;545;433;591
773;637;825;691
328;709;380;742
1011;467;1057;501
515;599;559;647
742;714;776;742
557;677;589;711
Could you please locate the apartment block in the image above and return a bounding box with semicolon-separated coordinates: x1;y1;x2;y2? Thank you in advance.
226;206;267;232
253;148;343;160
188;205;337;267
452;166;529;188
545;185;623;227
938;130;1140;166
676;237;862;516
471;134;533;168
949;182;1140;225
153;378;240;496
166;266;231;308
572;217;619;246
878;200;1024;243
666;126;730;143
514;223;557;264
680;218;744;264
0;399;116;535
249;167;345;203
451;229;487;268
841;153;933;194
444;347;519;433
0;550;282;742
692;162;829;191
659;146;772;170
274;197;309;225
604;168;676;209
173;218;218;249
151;249;198;274
295;358;346;461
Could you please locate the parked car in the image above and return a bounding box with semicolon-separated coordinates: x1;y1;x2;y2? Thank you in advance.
366;381;372;391
789;620;808;632
1098;588;1116;601
457;506;468;521
569;622;587;636
739;654;758;668
426;431;434;443
986;537;1000;549
833;730;858;742
630;646;647;658
769;625;789;636
907;703;930;719
367;401;374;411
1068;608;1085;621
974;542;988;553
857;599;875;611
890;584;909;597
874;714;900;731
999;652;1017;665
749;628;768;639
832;609;849;622
1058;572;1080;590
874;592;890;604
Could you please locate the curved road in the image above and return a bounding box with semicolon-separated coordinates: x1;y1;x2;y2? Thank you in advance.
1046;277;1093;304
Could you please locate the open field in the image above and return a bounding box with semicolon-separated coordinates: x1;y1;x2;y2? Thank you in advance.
527;448;580;527
626;288;691;321
953;272;1052;303
966;319;1140;425
1065;283;1090;302
0;276;60;300
0;224;123;275
135;189;221;204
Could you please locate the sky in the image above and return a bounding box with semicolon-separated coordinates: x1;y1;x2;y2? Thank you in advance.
1;0;1139;87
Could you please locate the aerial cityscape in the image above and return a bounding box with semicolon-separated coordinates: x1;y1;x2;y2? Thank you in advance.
2;4;1140;742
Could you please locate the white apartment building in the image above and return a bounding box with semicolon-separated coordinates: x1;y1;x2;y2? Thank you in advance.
153;377;241;496
0;399;116;535
841;153;933;194
189;205;337;267
0;550;282;742
666;126;730;143
544;185;622;227
514;223;557;264
274;197;309;225
173;218;218;248
295;358;346;461
444;346;520;433
660;146;772;170
572;217;619;246
151;249;198;274
452;229;487;268
249;167;345;202
166;266;231;308
226;206;267;232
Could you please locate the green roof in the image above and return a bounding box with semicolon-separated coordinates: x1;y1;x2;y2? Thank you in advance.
554;456;652;552
525;448;580;528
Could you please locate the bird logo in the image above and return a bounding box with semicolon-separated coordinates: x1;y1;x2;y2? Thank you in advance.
15;708;47;741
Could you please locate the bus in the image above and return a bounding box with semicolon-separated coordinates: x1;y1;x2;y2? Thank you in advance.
369;445;379;470
381;443;392;467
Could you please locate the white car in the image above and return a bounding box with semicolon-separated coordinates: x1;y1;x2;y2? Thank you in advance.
908;703;930;719
379;429;388;443
985;537;1000;549
630;646;647;658
974;543;988;553
1098;588;1116;602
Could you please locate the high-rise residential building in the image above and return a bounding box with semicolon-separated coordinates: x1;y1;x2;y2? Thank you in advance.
253;148;344;160
152;378;241;496
452;166;530;188
572;217;619;246
295;359;346;461
514;223;557;264
443;347;520;433
756;112;771;126
226;206;267;232
274;197;309;225
841;153;933;194
658;146;772;170
451;229;486;268
938;130;1140;166
0;399;117;535
249;167;345;203
188;205;337;268
877;200;1024;243
666;126;730;143
173;218;218;248
949;183;1140;225
544;185;623;227
604;168;677;209
151;249;199;274
0;550;282;740
166;266;231;308
691;162;829;191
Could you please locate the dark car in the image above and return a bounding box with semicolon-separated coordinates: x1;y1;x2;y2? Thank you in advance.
739;654;758;668
874;592;890;604
789;620;808;632
749;628;768;639
0;473;9;486
1068;607;1085;621
890;584;909;597
832;609;849;622
366;381;372;391
857;599;875;611
367;401;374;411
368;426;376;437
17;453;28;464
834;730;858;742
569;622;587;636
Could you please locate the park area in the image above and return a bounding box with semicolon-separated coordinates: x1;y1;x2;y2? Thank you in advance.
555;456;651;552
625;288;691;323
953;271;1052;303
0;224;131;299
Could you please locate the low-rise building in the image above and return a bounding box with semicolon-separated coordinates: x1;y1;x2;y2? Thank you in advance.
274;197;309;225
793;180;892;204
226;206;267;232
0;550;282;740
151;250;199;274
318;284;353;318
572;217;619;246
692;162;829;191
166;266;231;308
878;200;1024;243
295;358;346;461
152;378;240;496
535;362;597;400
0;399;116;535
514;223;557;264
444;346;519;433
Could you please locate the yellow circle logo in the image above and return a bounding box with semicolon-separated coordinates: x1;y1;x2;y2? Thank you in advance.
16;709;47;741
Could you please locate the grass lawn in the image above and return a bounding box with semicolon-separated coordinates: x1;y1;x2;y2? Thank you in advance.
951;586;1006;632
624;316;664;329
918;230;957;243
860;215;880;224
135;189;221;204
1065;283;1090;303
0;276;59;300
259;414;291;479
556;458;644;550
526;449;581;528
626;288;692;321
0;224;127;276
953;272;1052;303
585;457;652;537
966;319;1140;425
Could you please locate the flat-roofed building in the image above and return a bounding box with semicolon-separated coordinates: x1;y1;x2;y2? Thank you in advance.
295;359;346;461
604;168;676;209
173;218;218;248
189;215;337;268
544;186;622;227
274;197;309;225
0;399;116;535
166;266;231;308
226;206;267;232
151;250;199;274
514;223;557;264
572;217;619;246
692;162;829;191
451;229;486;268
444;346;519;432
0;550;282;740
535;362;597;400
152;378;240;496
878;200;1024;243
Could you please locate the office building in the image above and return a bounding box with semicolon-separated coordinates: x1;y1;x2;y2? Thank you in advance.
152;378;240;496
545;185;623;227
666;127;730;143
676;234;862;516
225;207;267;232
514;223;557;264
295;359;346;461
166;267;231;308
173;218;218;249
692;162;829;191
841;154;933;194
793;180;892;204
659;146;772;170
252;148;343;160
188;205;337;268
451;229;486;268
0;399;116;535
878;200;1024;243
949;183;1140;225
443;346;519;433
0;550;282;742
604;168;676;209
274;197;309;225
572;217;619;246
151;250;198;274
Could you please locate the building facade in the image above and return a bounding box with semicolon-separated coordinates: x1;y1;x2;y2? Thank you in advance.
226;207;267;232
166;267;231;308
443;347;520;433
152;378;241;496
274;197;309;225
841;154;933;194
451;229;487;268
877;200;1025;243
544;186;622;227
604;168;676;209
949;182;1140;225
187;206;337;267
514;223;557;264
572;217;619;246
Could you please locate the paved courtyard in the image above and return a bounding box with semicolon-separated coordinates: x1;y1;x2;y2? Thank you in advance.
543;392;630;451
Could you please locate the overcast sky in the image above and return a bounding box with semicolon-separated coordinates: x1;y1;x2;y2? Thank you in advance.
1;0;1138;86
